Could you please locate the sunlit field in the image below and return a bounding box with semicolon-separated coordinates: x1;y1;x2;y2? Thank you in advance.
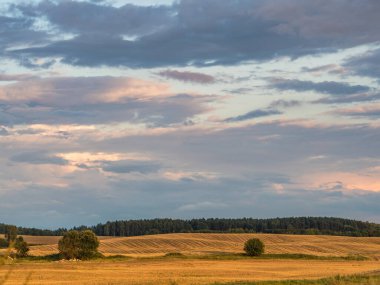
1;233;380;284
1;258;380;285
26;233;380;258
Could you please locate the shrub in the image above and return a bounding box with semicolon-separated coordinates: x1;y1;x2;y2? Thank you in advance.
164;252;184;258
14;236;29;257
58;230;99;260
244;238;265;256
58;230;80;259
0;238;8;249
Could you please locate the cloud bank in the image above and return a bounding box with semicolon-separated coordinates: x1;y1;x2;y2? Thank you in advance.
2;0;379;68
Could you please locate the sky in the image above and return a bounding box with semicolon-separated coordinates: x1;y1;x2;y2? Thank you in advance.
0;0;380;229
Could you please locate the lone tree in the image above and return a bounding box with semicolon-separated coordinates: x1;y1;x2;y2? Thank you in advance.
244;238;265;256
14;236;29;257
58;230;99;260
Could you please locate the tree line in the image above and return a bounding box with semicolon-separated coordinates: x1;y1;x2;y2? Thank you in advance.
1;217;380;237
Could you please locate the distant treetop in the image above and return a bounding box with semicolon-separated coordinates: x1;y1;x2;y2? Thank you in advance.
1;217;379;238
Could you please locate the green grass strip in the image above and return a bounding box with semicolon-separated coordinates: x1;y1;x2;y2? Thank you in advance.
211;273;380;285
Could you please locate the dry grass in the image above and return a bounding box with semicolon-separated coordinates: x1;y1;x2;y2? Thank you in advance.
1;259;380;285
1;233;379;284
28;233;380;258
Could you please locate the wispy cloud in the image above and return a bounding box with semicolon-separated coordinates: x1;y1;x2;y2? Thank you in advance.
157;69;215;84
0;76;214;126
11;151;68;165
344;47;380;80
335;104;380;119
101;160;161;174
314;93;380;104
302;64;348;76
269;100;301;109
270;78;370;95
225;109;282;122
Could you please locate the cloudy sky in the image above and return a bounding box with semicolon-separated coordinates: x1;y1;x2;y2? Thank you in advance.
1;0;380;228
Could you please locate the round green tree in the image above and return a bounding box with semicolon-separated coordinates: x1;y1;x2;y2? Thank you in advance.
58;230;99;260
78;230;100;259
58;230;81;259
244;238;265;256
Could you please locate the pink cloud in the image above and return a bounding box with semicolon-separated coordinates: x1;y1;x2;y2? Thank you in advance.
0;77;171;106
301;171;380;193
335;104;380;118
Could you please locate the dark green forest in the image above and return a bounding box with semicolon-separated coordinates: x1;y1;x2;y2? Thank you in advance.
1;217;380;237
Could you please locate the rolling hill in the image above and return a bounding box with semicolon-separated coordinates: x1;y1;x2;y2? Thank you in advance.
27;233;380;258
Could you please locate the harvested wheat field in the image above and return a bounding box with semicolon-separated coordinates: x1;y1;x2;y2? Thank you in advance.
1;259;380;285
29;233;380;258
1;233;380;285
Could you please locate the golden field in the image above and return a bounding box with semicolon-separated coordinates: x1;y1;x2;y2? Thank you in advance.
1;233;380;284
26;233;380;258
1;259;380;285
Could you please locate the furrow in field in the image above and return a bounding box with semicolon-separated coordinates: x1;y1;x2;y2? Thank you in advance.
27;233;380;258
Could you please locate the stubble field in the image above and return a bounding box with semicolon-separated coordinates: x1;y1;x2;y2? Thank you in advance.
1;233;380;284
26;233;380;258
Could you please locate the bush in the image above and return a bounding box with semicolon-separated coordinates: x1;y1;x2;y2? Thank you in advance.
164;252;184;258
58;230;99;260
244;238;265;256
14;236;29;257
0;238;8;249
